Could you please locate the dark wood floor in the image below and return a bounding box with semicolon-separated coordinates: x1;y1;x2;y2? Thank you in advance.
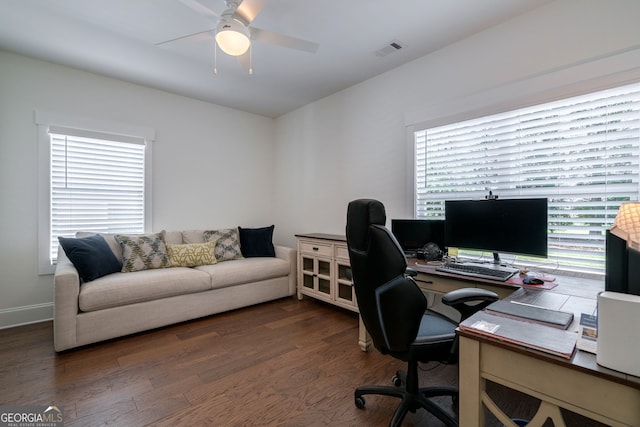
0;297;606;426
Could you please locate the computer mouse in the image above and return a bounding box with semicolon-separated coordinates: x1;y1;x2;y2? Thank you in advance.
523;276;544;285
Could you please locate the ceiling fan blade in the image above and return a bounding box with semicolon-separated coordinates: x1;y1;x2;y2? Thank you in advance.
235;0;266;25
178;0;219;18
156;28;214;46
251;28;319;54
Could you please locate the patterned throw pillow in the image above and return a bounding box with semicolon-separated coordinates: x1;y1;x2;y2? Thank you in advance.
114;231;170;272
167;241;217;267
203;228;243;262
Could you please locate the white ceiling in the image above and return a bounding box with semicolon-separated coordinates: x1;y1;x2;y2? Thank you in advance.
0;0;552;117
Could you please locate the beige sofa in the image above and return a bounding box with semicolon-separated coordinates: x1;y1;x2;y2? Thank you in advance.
53;229;296;351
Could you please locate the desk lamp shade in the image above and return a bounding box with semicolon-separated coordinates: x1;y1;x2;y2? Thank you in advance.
610;202;640;250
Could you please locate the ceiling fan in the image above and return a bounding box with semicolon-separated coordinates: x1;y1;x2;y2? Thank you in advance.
157;0;319;73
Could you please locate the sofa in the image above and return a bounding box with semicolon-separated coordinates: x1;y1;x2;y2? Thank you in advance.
53;227;296;351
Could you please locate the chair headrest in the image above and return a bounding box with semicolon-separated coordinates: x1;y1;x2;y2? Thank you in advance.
346;199;386;251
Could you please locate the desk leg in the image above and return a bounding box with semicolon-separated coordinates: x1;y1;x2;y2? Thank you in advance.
358;315;372;352
459;336;484;427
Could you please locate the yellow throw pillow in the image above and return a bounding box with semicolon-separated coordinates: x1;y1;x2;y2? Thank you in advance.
167;240;217;268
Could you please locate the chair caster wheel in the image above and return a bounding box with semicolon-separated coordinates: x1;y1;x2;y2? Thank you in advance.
392;375;403;387
355;396;366;409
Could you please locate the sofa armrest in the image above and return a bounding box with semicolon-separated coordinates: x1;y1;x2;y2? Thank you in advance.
275;245;297;296
53;246;81;351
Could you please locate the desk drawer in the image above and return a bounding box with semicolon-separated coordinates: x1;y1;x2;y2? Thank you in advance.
299;241;332;257
415;276;461;294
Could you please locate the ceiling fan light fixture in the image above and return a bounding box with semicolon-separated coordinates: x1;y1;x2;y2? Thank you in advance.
215;18;251;56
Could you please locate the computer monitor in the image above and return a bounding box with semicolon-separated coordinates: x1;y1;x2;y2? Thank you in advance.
444;198;548;263
391;219;445;254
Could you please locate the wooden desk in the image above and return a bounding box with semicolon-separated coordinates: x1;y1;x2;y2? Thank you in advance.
358;260;640;424
458;287;640;426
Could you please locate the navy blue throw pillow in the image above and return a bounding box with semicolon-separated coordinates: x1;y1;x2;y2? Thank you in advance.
238;225;275;258
58;234;122;282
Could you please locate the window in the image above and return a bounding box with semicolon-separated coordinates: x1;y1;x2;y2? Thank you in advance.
37;113;154;274
414;82;640;277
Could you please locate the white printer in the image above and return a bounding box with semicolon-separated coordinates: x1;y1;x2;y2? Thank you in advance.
597;291;640;377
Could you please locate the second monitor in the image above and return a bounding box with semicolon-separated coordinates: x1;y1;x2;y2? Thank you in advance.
391;219;445;259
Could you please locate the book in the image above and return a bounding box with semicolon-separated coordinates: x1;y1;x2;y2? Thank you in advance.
459;311;577;359
486;299;574;330
576;313;598;354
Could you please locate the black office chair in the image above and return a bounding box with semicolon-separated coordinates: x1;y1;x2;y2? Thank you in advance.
346;199;498;427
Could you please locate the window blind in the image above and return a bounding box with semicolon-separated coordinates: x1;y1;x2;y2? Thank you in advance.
49;129;146;263
415;82;640;276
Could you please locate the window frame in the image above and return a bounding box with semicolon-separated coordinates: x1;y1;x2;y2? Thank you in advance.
36;112;155;275
408;82;640;278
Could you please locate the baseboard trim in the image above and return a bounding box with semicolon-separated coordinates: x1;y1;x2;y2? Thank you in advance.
0;302;53;329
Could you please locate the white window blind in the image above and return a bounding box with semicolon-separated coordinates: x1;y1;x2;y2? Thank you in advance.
49;127;146;263
415;82;640;277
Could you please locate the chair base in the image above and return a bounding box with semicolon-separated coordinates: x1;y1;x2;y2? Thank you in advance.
354;369;458;427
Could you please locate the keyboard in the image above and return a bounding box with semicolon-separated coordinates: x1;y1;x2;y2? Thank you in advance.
436;262;517;282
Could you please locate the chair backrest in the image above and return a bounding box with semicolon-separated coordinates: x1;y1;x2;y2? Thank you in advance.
346;199;428;354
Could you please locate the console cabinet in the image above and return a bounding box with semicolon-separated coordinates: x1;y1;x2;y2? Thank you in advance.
295;233;358;312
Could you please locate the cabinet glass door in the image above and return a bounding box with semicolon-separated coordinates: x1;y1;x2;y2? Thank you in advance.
336;263;356;306
301;257;315;290
317;259;331;295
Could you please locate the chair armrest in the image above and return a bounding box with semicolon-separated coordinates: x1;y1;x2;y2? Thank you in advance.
405;267;418;277
441;288;499;321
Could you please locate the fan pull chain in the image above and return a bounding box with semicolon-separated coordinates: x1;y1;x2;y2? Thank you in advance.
213;42;218;75
249;45;253;75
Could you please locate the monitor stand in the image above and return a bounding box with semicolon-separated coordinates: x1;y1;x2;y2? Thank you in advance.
493;252;501;265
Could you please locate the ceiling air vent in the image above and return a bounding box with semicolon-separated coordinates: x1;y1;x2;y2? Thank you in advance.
375;39;407;57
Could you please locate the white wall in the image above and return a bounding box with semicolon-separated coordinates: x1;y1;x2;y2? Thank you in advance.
0;51;275;327
273;0;640;248
2;0;640;328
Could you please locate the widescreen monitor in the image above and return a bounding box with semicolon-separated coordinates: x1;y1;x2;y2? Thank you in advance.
444;198;548;259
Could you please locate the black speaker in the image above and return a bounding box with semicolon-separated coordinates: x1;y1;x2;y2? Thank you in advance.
606;230;628;293
627;247;640;296
606;230;640;296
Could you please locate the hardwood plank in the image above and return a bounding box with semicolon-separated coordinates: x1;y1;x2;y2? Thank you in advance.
0;297;607;426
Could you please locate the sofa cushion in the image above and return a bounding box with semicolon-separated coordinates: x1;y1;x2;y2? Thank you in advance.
167;241;218;267
238;225;275;257
115;231;170;272
164;230;183;245
182;229;205;244
58;234;122;282
78;267;212;312
203;228;243;262
196;257;290;289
